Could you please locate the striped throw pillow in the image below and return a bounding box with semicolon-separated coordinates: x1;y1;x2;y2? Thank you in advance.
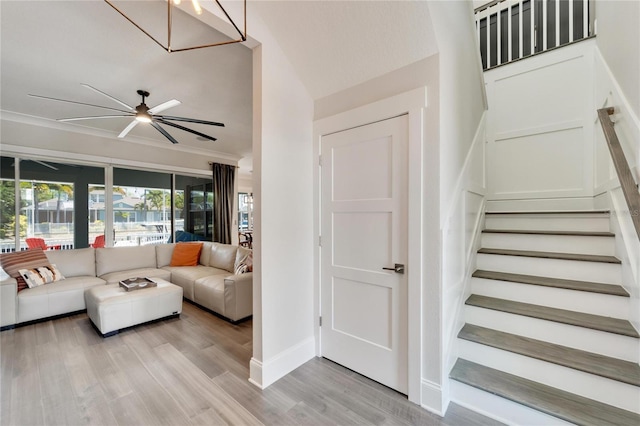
0;248;50;292
19;264;65;288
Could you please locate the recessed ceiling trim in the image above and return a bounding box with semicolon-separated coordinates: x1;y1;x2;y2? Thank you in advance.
0;110;242;162
2;143;219;177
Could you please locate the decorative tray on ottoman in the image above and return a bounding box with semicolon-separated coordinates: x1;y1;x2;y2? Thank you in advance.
119;277;158;292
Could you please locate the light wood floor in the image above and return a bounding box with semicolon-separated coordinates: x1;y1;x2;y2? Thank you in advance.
1;302;502;426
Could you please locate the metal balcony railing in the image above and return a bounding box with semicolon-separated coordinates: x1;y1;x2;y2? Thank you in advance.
475;0;595;70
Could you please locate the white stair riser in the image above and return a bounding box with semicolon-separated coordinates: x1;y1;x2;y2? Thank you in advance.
485;215;610;233
476;253;621;285
485;199;597;213
465;306;639;362
471;278;629;319
450;380;575;426
481;233;615;256
458;341;640;413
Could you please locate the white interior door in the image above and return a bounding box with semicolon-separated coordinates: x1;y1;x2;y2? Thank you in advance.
320;114;408;394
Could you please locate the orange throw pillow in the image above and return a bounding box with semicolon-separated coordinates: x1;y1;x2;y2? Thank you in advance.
170;243;203;267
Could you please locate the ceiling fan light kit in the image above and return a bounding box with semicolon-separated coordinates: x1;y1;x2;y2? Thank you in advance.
104;0;247;53
29;85;225;145
134;90;152;123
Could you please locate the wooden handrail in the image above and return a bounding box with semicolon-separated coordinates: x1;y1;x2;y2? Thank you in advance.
597;108;640;241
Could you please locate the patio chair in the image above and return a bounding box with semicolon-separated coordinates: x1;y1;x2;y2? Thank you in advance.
25;237;61;250
91;235;105;248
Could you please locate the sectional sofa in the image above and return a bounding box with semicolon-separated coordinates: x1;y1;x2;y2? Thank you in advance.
0;242;253;330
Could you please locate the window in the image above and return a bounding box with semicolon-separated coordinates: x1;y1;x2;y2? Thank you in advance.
0;157;16;252
0;156;215;250
20;178;74;250
176;175;213;240
238;192;253;231
113;168;172;246
1;157;85;251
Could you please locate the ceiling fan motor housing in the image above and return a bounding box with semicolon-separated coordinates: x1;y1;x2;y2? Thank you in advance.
135;90;152;122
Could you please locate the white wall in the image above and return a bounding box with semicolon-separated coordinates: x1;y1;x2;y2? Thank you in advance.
247;13;315;389
314;57;438;120
440;113;486;408
484;40;597;207
426;0;487;414
596;0;640;120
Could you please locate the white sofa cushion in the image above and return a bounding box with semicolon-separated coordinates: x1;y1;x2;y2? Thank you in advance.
45;247;95;277
194;275;226;315
99;268;171;285
161;265;226;300
155;243;176;268
200;242;214;266
96;246;157;277
209;243;237;273
17;275;105;323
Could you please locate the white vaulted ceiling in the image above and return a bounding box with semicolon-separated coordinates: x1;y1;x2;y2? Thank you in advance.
1;1;441;173
251;0;438;99
1;0;253;169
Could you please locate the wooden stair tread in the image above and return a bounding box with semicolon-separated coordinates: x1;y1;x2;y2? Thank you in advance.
482;229;615;237
450;359;640;426
472;270;629;297
459;324;640;386
465;295;639;338
477;248;621;264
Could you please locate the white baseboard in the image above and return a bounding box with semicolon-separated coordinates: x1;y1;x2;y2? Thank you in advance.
249;336;316;389
421;379;446;416
248;358;264;389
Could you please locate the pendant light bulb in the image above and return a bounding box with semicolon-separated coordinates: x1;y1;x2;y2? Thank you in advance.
192;0;203;15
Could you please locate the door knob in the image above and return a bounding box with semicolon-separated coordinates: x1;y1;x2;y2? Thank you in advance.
382;263;405;274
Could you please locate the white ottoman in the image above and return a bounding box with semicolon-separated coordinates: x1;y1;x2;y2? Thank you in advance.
85;278;183;337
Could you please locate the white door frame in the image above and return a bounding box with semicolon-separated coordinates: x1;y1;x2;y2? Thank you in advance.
313;87;427;404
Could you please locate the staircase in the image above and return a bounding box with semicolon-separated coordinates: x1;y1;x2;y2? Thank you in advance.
450;210;640;426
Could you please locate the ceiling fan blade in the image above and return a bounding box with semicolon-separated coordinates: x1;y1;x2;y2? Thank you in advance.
154;115;225;127
150;122;179;144
118;120;139;138
58;114;132;122
28;94;130;114
81;84;134;111
148;99;181;114
156;118;217;141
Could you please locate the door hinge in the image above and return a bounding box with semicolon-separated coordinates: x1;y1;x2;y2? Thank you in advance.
319;316;322;327
318;235;321;246
319;156;322;167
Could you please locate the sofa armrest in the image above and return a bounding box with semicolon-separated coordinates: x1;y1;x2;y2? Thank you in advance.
0;278;17;328
223;272;253;322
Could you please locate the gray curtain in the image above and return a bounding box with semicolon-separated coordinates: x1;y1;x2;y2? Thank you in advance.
212;162;236;244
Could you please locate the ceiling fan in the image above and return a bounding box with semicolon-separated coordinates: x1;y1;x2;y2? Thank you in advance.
28;84;224;144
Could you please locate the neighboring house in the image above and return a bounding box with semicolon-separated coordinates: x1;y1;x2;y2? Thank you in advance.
0;0;638;424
